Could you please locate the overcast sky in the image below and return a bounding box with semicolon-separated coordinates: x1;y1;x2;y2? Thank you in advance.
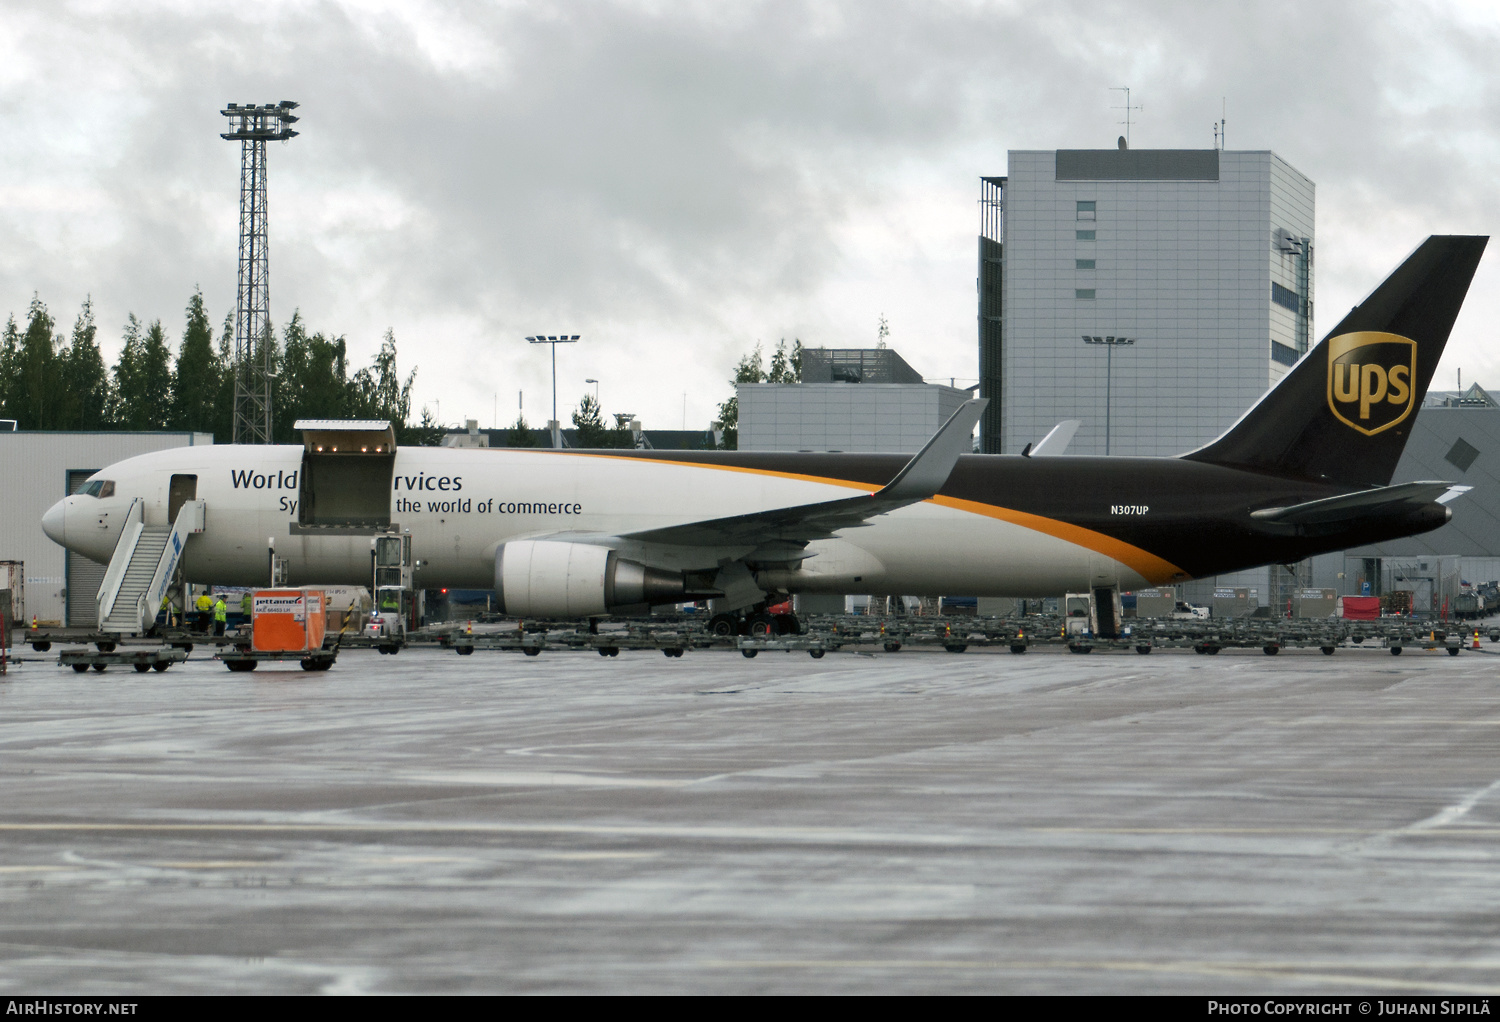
3;0;1499;435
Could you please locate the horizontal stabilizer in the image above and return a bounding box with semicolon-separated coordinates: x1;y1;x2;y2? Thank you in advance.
1250;481;1459;526
626;399;987;548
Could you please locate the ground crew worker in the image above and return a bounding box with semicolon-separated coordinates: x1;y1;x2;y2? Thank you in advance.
213;596;228;637
195;592;213;633
160;595;174;629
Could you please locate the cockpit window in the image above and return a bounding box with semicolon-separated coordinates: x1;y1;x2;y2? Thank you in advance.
81;480;114;498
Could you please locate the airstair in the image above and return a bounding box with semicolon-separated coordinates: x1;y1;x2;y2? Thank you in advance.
95;497;206;635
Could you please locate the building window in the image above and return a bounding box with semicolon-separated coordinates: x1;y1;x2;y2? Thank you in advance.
1271;281;1301;313
1076;200;1096;221
1076;230;1096;241
1271;341;1299;366
1076;259;1096;270
1075;289;1096;300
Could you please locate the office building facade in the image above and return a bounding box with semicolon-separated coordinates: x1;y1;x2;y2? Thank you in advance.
978;148;1314;457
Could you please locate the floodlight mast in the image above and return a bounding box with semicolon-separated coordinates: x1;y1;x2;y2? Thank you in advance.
221;101;299;444
526;335;580;448
1082;335;1135;455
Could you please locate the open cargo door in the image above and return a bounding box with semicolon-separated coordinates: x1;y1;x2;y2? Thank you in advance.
293;420;397;532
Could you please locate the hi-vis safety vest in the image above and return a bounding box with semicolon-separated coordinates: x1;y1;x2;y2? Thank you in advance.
214;600;227;622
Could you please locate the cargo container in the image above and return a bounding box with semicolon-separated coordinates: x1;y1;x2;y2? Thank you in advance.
251;589;326;653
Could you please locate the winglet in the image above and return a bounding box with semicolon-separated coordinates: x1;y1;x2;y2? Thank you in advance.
1031;419;1081;457
877;399;987;501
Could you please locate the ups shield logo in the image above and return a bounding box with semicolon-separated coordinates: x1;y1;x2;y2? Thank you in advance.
1327;331;1417;436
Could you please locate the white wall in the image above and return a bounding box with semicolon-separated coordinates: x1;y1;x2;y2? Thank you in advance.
738;383;971;453
1000;149;1315;457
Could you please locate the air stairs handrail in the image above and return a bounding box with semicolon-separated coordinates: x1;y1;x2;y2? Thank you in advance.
95;497;144;630
136;499;207;632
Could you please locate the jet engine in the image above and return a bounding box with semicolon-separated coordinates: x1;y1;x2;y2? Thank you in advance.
494;540;689;617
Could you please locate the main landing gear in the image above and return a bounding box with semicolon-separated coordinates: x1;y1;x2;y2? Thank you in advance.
707;605;803;639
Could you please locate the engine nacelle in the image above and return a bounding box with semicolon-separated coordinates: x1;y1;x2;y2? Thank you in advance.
494;540;689;617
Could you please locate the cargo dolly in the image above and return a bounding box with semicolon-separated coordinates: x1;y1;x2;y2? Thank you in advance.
214;645;338;672
59;646;188;673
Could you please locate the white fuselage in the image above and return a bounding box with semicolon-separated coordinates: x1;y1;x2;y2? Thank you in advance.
43;445;1153;597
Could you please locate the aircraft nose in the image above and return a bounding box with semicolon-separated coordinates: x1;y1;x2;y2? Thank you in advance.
41;498;67;547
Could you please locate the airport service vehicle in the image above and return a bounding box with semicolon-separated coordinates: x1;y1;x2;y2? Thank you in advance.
40;237;1486;635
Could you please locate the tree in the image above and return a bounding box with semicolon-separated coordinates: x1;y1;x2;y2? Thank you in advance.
766;337;804;383
507;413;539;447
14;296;63;430
351;329;413;427
61;298;110;430
0;315;21;424
111;315;173;430
212;311;236;442
169;288;220;435
571;393;610;448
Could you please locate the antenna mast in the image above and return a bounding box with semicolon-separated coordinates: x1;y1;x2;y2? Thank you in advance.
220;101;299;444
1110;86;1142;146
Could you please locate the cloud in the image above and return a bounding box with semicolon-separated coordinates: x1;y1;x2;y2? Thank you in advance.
3;0;1500;432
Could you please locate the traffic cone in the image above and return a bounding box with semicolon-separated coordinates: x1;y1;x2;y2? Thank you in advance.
30;615;37;631
1475;630;1482;651
466;620;473;636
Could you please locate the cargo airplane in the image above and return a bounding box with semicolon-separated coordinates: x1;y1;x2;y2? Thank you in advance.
41;236;1486;635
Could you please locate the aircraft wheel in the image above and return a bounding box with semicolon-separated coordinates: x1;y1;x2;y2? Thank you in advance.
523;647;541;657
944;644;967;654
152;661;169;672
1448;647;1461;657
809;649;825;659
1262;645;1279;656
71;663;88;673
1010;644;1028;654
1320;646;1336;655
174;643;193;653
708;614;738;638
741;649;758;659
1136;645;1152;655
663;648;684;658
133;663;150;673
883;642;901;653
32;641;50;652
1390;646;1404;655
598;647;617;658
96;641;116;653
746;614;776;638
775;614;801;636
92;663;107;672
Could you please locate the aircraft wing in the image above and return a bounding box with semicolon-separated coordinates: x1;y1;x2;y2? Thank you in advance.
624;399;987;548
1250;481;1466;526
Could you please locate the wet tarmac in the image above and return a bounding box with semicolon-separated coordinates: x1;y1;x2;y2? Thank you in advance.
3;642;1500;994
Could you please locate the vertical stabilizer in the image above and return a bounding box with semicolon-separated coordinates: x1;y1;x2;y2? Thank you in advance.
1184;235;1487;486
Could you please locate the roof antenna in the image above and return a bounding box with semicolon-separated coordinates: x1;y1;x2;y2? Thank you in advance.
1219;97;1227;150
1111;86;1141;146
